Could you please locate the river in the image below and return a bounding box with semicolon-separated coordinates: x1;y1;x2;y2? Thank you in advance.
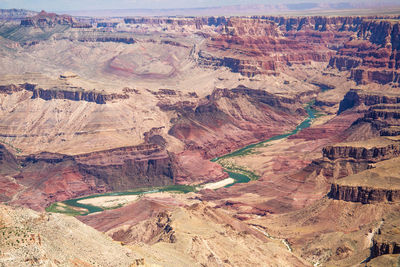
46;102;318;216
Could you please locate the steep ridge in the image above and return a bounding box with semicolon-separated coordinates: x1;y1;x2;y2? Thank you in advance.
337;89;400;143
199;17;341;77
0;144;175;211
169;85;305;159
329;156;400;203
20;10;90;28
329;19;400;85
0;82;129;103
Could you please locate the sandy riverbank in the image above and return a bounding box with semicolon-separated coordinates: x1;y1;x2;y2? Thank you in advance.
77;195;139;209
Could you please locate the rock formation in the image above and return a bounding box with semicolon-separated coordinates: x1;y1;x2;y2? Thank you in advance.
0;143;175;211
329;19;400;85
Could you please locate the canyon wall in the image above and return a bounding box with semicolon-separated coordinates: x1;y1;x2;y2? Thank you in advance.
0;144;175;210
329;184;400;204
329;19;400;85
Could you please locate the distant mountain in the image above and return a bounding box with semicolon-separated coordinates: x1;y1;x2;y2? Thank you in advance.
0;9;37;20
62;2;400;17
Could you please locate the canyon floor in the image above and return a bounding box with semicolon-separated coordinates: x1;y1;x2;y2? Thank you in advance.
1;8;400;267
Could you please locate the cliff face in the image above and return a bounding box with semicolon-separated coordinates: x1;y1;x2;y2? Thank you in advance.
338;89;400;114
1;83;130;104
74;145;175;191
168;85;304;159
0;84;24;94
337;89;400;140
322;143;400;161
0;144;19;175
124;17;227;29
371;240;400;258
20;10;91;28
200;17;340;77
0;144;175;211
329;184;400;204
77;36;135;44
329;20;400;85
20;10;74;27
30;87;129;104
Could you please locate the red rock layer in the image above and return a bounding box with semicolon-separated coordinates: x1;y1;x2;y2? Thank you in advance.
0;144;175;211
329;20;400;85
168;86;305;159
202;17;341;77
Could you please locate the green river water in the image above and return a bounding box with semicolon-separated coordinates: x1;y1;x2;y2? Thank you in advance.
46;102;318;216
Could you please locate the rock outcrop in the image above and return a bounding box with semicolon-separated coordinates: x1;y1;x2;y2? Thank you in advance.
322;141;400;161
168;85;304;159
329;184;400;204
338;89;400;114
328;157;400;203
2;83;129;104
0;144;176;211
20;10;91;28
329;19;400;85
369;217;400;260
30;86;129;104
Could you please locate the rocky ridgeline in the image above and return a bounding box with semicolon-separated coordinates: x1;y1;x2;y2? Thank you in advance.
329;19;400;85
329;185;400;203
0;9;38;20
197;51;279;77
124;16;227;29
0;84;25;94
1;142;175;210
338;89;400;113
326;145;400;204
20;10;91;28
338;89;400;137
75;35;135;44
199;16;349;77
168;85;304;159
322;142;400;161
0;83;129;104
31;87;129;104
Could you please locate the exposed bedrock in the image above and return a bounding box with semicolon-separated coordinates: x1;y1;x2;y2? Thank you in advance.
338;89;400;114
0;144;19;174
370;218;400;260
328;156;400;203
0;84;25;94
168;85;305;159
20;10;91;28
76;36;135;44
337;89;400;141
30;86;129;104
1;144;175;210
3;83;129;104
371;241;400;259
329;184;400;204
322;143;400;161
329;19;400;85
314;137;400;182
198;16;356;77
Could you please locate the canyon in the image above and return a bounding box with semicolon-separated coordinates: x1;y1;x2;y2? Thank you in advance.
0;8;400;267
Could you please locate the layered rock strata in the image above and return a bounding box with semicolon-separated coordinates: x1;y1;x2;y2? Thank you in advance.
329;19;400;85
1;83;129;104
0;144;175;211
329;157;400;203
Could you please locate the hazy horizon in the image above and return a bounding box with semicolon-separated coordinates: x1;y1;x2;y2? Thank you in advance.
1;0;399;12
